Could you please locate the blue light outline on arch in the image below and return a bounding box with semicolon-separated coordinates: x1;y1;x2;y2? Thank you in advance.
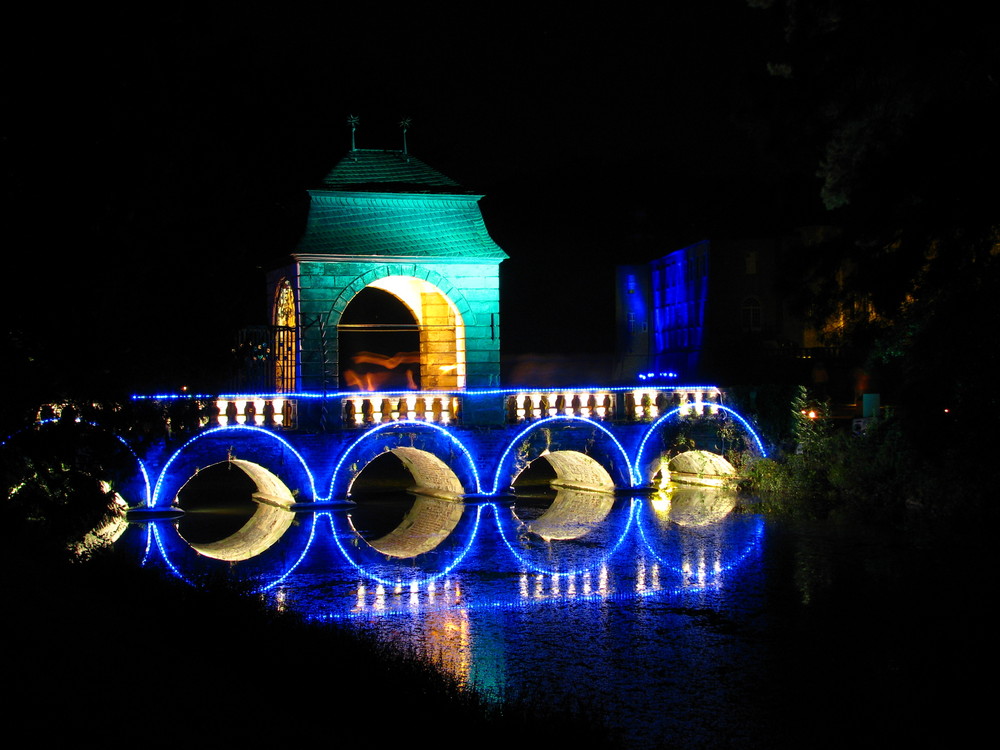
324;504;484;587
489;415;635;495
150;425;317;507
4;418;153;508
490;499;637;577
633;405;767;486
326;420;482;501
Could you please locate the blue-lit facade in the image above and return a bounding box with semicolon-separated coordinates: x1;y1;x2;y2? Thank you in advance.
616;237;813;383
616;241;709;382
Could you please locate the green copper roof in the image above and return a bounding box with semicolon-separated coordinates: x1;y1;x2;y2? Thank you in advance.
318;149;467;193
296;193;507;259
297;150;506;260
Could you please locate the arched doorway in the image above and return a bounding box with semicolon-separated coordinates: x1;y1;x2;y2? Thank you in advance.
338;276;466;391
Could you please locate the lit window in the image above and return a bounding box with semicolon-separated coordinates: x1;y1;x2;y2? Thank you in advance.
273;280;297;393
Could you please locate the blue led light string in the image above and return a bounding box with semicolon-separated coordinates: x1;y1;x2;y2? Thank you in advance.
151;425;317;507
489;415;635;495
326;420;482;501
488;498;637;578
132;384;723;401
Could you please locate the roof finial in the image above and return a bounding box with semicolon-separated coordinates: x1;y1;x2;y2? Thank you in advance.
347;114;359;151
399;116;412;157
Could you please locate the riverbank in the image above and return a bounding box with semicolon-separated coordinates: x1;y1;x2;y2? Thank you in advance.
7;549;620;746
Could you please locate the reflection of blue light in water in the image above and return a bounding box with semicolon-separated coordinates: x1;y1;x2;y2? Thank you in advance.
635;501;765;590
147;522;191;585
491;500;635;577
327;505;484;588
135;497;764;620
256;513;320;592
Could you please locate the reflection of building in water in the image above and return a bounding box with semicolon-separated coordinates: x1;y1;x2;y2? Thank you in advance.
265;141;507;421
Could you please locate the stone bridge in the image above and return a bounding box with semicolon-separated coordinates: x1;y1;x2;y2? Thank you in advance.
11;384;764;508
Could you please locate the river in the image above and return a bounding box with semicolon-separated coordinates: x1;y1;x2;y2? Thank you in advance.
131;485;986;748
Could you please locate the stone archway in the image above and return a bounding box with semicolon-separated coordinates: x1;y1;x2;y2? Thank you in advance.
337;275;466;391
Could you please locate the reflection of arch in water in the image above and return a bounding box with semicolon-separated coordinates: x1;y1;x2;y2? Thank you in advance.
327;421;480;501
174;459;296;562
633;405;767;486
648;485;738;527
636;498;764;588
517;485;615;541
354;491;466;558
492;416;634;494
491;498;636;578
325;503;484;587
335;275;469;391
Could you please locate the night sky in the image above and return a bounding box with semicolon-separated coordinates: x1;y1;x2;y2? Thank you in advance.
4;3;996;399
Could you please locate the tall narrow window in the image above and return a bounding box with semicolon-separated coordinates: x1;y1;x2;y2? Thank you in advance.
273;280;297;393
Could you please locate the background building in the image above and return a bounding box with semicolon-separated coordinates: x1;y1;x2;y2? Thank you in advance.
616;236;841;388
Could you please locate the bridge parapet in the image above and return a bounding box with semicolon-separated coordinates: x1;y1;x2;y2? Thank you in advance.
130;385;724;433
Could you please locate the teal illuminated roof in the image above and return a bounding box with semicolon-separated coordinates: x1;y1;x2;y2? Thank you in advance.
297;150;507;260
318;149;467;193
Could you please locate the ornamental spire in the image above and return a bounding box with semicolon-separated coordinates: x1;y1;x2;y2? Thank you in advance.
399;116;412;157
347;114;359;151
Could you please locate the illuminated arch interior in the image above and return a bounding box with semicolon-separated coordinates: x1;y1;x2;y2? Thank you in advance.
367;276;466;389
527;450;617;492
175;459;295;562
658;450;736;488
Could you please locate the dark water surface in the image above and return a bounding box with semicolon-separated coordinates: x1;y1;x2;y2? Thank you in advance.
138;489;989;748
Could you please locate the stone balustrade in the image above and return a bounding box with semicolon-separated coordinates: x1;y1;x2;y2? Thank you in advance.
340;394;461;427
213;398;297;429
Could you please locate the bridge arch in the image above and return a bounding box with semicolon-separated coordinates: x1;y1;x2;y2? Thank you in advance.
331;271;475;391
151;426;316;509
492;416;634;494
633;405;766;487
327;421;480;501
